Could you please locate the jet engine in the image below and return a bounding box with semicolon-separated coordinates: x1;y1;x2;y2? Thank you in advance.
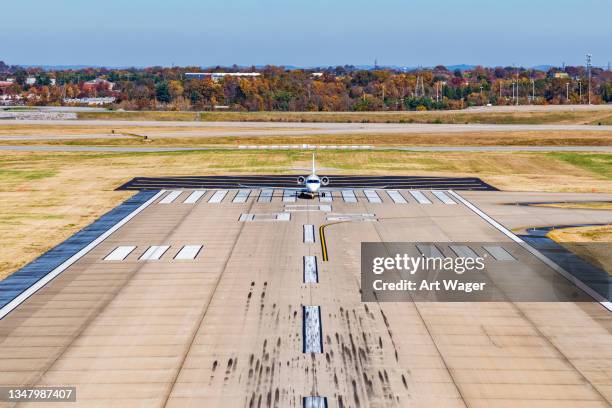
320;176;330;186
297;176;306;185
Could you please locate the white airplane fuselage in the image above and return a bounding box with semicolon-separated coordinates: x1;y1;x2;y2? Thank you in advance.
304;174;321;195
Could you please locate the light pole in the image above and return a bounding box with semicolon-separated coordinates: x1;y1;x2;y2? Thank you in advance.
586;54;592;105
578;80;582;104
515;69;519;106
531;79;535;102
566;82;569;103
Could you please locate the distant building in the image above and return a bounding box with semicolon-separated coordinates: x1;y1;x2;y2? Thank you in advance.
63;97;116;106
83;78;115;91
0;81;13;88
25;77;36;85
553;72;569;79
50;78;56;86
311;72;324;78
185;72;261;82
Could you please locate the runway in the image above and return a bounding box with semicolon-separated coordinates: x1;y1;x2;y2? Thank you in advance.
0;188;611;407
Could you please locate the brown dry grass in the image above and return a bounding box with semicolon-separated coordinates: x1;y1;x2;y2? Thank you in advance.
0;149;610;280
548;226;612;274
534;202;612;210
0;125;299;136
77;109;612;125
2;130;611;147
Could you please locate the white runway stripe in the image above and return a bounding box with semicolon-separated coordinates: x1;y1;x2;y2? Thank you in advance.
416;244;444;259
232;189;251;203
259;189;273;202
208;190;228;203
303;306;323;353
409;190;432;204
341;190;357;203
432;190;456;204
104;246;136;261
303;256;318;283
183;190;206;204
159;190;182;204
174;245;203;260
139;245;170;260
303;225;315;243
364;189;382;203
387;190;407;204
449;245;479;259
283;189;297;202
304;397;328;408
483;246;516;261
276;212;291;221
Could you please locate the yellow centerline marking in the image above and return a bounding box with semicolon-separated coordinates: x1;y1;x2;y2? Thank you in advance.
319;221;347;262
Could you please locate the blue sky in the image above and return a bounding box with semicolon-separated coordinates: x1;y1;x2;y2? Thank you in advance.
2;0;610;67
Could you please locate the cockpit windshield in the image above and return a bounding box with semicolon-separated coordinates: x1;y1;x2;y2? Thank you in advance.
307;179;320;184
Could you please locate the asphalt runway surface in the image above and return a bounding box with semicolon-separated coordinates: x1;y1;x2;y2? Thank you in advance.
0;189;611;407
118;175;497;191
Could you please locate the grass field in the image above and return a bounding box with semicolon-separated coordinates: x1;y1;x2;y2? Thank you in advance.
2;128;611;147
76;109;612;125
0;149;611;280
0;124;301;136
548;226;612;275
534;202;612;210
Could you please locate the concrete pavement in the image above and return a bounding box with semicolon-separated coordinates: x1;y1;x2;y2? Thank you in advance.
0;189;611;407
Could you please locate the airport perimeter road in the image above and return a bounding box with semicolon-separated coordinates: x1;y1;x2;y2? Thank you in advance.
0;188;611;407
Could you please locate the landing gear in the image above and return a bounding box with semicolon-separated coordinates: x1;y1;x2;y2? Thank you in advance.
299;192;316;199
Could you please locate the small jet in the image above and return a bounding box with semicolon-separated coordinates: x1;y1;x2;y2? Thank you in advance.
240;154;341;198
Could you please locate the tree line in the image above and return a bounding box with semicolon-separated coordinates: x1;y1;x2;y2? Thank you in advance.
1;63;610;110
